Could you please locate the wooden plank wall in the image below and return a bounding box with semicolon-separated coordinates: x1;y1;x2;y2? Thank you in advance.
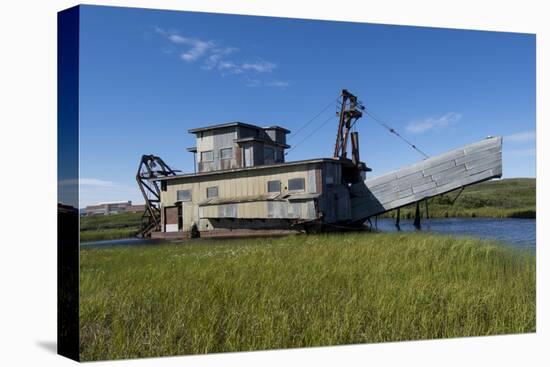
162;163;322;231
351;137;502;220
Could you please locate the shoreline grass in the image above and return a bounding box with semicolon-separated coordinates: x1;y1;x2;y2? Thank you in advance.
382;178;535;219
80;212;141;242
80;232;535;361
80;228;138;242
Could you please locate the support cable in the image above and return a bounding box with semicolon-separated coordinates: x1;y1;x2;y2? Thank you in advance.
363;107;430;159
288;96;340;142
285;114;338;155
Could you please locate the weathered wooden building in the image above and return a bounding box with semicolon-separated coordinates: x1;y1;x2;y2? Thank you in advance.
186;122;290;172
152;122;361;236
148;124;502;237
137;90;503;238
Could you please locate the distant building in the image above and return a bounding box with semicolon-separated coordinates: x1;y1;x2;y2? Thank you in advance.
125;203;146;213
83;201;145;216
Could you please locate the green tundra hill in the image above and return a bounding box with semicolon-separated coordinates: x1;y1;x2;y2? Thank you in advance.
382;178;535;219
80;212;142;242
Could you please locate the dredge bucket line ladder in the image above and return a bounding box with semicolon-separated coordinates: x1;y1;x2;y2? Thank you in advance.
136;154;179;238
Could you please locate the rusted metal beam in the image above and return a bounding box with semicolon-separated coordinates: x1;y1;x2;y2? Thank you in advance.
136;154;178;237
334;89;364;160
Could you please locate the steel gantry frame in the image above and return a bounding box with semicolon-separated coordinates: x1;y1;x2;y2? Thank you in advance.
333;89;365;160
135;154;179;237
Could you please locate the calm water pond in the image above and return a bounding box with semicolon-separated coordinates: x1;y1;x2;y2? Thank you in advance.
81;218;536;250
373;217;536;249
80;237;165;248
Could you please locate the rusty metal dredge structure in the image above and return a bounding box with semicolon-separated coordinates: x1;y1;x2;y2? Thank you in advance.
135;155;178;237
135;89;502;238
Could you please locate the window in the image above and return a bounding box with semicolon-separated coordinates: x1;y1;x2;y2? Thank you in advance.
177;189;192;202
220;147;233;159
206;186;218;198
201;150;213;162
288;177;305;192
267;180;281;193
264;146;275;163
275;148;283;162
243;145;252;167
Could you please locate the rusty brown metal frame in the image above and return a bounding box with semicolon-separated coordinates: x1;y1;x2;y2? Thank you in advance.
136;154;179;237
333;89;364;159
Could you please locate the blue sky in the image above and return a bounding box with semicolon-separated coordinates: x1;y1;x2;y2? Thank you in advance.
78;5;536;207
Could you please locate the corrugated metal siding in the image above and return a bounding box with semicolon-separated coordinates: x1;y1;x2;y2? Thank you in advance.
161;162;323;231
350;137;503;220
200;200;316;220
196;127;240;172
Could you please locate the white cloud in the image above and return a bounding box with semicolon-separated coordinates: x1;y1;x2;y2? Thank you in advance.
243;78;290;88
167;34;189;44
154;27;287;87
505;130;536;143
406;112;462;134
241;60;277;73
266;80;291;88
156;29;214;63
58;178;117;187
180;40;212;62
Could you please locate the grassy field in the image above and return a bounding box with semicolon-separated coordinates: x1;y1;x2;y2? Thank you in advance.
80;232;535;361
383;178;535;219
80;212;142;242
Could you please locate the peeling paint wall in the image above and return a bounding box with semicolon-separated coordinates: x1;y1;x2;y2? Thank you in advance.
196;127;240;172
160;162;326;231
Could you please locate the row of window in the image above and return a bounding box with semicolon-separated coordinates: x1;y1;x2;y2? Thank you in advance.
201;147;233;162
200;146;281;164
175;178;305;202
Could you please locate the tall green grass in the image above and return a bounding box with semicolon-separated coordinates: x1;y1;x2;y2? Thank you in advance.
80;228;138;242
80;233;535;361
80;212;143;231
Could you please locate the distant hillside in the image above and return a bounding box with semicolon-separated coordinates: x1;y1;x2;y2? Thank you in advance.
383;178;535;219
80;212;142;242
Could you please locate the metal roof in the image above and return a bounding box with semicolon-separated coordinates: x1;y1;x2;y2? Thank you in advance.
188;122;264;133
152;158;350;182
234;136;290;149
188;122;291;134
263;125;291;133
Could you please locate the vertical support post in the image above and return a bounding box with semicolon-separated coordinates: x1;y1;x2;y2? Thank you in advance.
395;208;401;231
334;91;348;158
425;199;429;219
351;131;360;166
414;202;421;230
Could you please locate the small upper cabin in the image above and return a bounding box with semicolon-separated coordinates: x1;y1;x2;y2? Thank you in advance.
186;122;290;173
